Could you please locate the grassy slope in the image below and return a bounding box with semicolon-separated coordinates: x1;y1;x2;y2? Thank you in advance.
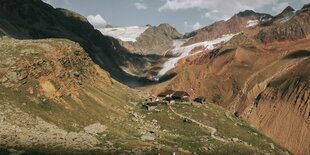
132;103;289;154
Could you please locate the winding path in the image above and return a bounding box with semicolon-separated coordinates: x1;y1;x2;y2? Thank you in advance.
168;105;228;143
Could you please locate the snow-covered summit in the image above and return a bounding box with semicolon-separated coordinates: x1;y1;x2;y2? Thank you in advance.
99;26;150;42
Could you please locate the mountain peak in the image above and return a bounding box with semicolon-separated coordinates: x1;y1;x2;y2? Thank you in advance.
235;10;272;19
282;6;295;13
281;6;295;15
156;23;182;39
271;5;295;23
302;3;310;9
236;10;257;17
158;23;174;29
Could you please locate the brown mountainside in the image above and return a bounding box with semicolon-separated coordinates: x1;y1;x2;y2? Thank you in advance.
145;4;310;155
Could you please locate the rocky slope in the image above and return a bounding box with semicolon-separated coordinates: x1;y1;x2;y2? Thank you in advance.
0;0;155;86
145;4;310;155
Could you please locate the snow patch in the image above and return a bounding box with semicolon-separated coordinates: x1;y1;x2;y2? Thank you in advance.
246;20;259;28
99;26;149;42
155;33;238;80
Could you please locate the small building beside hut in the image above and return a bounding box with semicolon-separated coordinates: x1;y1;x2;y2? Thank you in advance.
146;95;159;102
144;102;159;111
194;97;208;104
172;91;190;102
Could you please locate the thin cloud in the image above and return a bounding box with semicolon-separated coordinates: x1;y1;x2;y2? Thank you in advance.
63;0;71;5
192;22;203;30
159;0;279;21
87;14;107;28
184;21;204;30
303;0;310;3
272;2;290;14
43;0;51;4
42;0;71;5
133;2;148;10
204;9;230;21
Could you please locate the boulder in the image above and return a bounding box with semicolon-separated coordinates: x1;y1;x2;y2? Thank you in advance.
84;123;107;135
141;133;155;141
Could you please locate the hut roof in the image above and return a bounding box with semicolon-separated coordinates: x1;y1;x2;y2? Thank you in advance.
172;91;190;98
158;89;175;97
195;97;207;100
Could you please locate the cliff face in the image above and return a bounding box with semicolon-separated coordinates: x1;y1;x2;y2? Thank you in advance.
238;50;310;155
245;76;310;155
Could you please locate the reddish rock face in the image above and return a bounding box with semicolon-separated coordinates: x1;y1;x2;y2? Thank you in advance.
245;75;310;155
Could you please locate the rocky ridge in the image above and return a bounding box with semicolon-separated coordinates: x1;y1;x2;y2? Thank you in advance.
119;23;182;56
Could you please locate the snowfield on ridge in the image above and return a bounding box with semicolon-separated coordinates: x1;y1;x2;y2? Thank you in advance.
99;26;149;42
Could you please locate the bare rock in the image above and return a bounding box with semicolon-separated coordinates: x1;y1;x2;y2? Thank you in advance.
141;133;155;141
73;71;80;77
84;123;107;135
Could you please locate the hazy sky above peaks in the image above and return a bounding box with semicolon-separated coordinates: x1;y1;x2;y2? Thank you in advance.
44;0;309;33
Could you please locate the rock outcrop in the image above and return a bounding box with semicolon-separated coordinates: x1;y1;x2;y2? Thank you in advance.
120;23;182;55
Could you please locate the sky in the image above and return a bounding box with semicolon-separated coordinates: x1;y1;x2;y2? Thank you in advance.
44;0;310;33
